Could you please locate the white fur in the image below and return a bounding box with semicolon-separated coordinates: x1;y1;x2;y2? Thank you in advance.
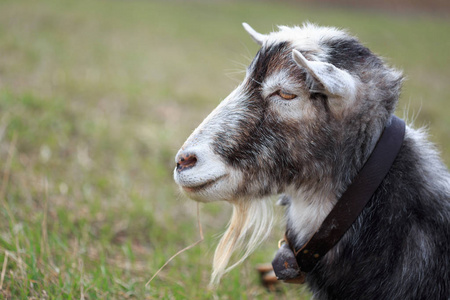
262;69;304;99
174;84;249;202
243;23;348;61
285;184;337;246
210;197;273;286
262;69;312;121
404;127;450;196
267;23;347;61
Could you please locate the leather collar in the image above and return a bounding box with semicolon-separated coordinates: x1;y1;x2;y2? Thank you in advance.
272;116;406;282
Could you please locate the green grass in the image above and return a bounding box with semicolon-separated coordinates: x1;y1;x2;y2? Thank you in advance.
0;0;448;299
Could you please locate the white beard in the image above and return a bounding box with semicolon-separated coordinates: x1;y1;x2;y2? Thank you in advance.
210;197;274;286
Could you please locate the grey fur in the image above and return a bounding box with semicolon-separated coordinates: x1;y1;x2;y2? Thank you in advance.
175;24;450;299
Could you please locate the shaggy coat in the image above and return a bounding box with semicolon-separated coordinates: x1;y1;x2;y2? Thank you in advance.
174;23;450;299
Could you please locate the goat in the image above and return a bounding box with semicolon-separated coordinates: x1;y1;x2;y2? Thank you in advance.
173;23;450;299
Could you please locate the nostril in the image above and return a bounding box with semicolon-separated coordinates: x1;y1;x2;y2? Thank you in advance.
176;153;198;172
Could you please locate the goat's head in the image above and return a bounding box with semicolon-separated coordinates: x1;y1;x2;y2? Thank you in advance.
174;23;402;285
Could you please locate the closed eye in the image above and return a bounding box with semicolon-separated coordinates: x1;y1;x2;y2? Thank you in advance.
277;90;297;100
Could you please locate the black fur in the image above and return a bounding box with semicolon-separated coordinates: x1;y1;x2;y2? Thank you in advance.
308;134;450;299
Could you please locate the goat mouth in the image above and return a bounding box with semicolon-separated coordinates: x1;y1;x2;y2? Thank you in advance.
182;175;227;193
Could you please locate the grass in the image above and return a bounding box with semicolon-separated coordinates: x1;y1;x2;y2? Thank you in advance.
0;0;448;299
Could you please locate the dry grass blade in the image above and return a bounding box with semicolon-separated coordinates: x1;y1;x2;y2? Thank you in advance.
41;177;52;266
79;258;85;300
145;203;204;286
0;251;8;291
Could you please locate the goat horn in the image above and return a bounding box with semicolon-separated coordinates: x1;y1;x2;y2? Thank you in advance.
242;23;266;46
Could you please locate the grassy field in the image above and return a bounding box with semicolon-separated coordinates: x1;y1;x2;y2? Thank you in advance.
0;0;448;299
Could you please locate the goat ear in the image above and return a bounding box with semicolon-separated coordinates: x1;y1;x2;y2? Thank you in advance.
242;23;266;46
292;49;356;99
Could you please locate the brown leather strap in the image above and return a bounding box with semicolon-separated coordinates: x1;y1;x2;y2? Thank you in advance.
272;116;405;279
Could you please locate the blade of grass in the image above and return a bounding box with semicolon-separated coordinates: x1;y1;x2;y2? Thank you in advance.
0;251;8;291
41;177;50;264
145;202;204;286
79;258;85;300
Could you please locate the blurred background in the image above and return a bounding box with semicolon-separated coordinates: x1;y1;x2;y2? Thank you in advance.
0;0;448;299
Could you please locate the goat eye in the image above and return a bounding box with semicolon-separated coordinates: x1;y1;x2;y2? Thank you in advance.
277;90;297;100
